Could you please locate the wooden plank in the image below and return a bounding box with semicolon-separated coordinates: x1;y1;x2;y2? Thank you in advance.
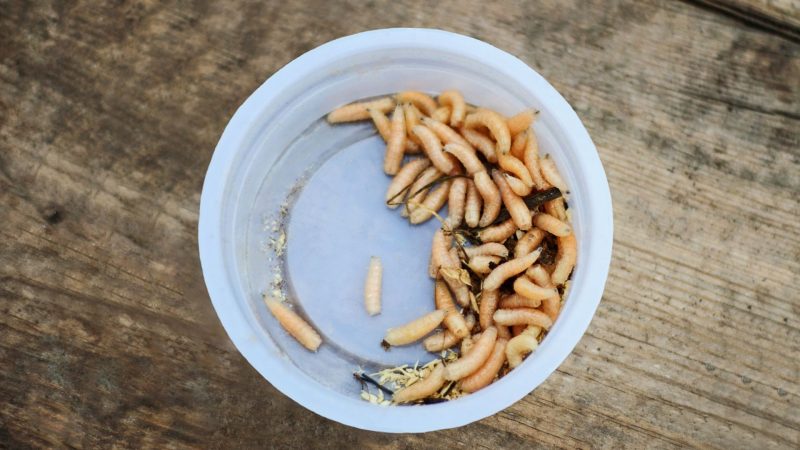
0;0;797;448
690;0;800;41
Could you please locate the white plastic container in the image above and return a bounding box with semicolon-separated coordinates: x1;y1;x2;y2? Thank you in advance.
198;28;613;433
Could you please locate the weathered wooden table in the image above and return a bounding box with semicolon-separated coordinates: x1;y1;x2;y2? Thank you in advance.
2;1;798;448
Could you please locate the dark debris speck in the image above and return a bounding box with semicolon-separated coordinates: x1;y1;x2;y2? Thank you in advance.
42;205;63;224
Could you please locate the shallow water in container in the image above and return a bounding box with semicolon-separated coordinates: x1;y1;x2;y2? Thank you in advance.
287;131;444;366
245;116;446;395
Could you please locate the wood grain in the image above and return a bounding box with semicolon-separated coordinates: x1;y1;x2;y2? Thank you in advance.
692;0;800;40
1;0;798;448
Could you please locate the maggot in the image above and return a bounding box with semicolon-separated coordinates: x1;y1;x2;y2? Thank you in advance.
413;124;457;174
392;364;446;403
473;171;502;227
447;176;468;228
532;212;572;237
423;117;473;150
385;158;431;208
327;97;395;123
396;91;437;116
482;248;542;291
383;104;407;175
522;129;549;189
459;338;508;393
505;326;541;368
526;264;561;321
409;179;452;224
492;169;531;231
463;242;509;259
438;90;466;127
464;109;511;155
265;297;322;352
506;109;535;136
513;276;559;301
477;217;516;243
550;233;577;286
423;313;476;352
492;308;553;329
383;309;446;346
444;327;498;381
464;178;482;228
364;256;383;316
434;280;469;339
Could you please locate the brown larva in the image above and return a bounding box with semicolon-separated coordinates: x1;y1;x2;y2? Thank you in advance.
431;229;453;275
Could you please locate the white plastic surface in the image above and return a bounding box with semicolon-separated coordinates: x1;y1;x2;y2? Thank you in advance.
198;28;613;433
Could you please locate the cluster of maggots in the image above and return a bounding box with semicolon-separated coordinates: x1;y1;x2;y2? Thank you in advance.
264;90;577;405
